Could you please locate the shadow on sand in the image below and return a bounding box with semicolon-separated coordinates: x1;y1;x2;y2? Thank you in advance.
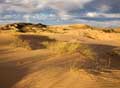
0;61;28;88
0;41;120;88
81;44;120;76
17;34;56;50
0;34;56;88
88;44;120;70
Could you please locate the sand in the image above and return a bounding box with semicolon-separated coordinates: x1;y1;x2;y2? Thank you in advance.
0;24;120;88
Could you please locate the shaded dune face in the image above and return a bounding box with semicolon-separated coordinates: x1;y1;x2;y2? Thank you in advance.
0;61;28;88
88;44;120;70
16;34;56;50
0;23;120;88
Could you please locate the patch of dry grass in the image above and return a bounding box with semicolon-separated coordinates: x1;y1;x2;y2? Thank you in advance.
102;28;120;33
11;36;31;50
48;42;80;54
43;41;96;59
110;48;120;56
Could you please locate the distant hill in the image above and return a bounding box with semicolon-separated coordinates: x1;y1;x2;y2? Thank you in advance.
0;22;120;33
0;23;47;32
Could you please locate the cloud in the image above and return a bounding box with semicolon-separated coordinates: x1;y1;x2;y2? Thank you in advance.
86;12;98;17
84;0;120;13
0;0;120;27
0;0;92;13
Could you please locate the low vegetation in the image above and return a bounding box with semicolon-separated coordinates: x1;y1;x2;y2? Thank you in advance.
43;41;96;59
11;36;31;50
110;48;120;56
0;23;47;33
102;28;120;33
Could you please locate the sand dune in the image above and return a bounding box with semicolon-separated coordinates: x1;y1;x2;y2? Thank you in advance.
0;23;120;88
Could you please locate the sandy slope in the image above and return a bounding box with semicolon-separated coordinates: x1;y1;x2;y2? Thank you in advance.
0;26;120;88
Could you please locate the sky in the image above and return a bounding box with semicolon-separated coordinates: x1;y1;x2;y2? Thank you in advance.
0;0;120;27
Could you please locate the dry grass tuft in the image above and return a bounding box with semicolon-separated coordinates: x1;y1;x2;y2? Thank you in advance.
110;48;120;56
11;37;31;50
43;41;96;59
102;28;120;33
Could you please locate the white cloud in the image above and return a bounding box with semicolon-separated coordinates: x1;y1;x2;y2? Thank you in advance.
86;12;120;18
86;12;98;17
